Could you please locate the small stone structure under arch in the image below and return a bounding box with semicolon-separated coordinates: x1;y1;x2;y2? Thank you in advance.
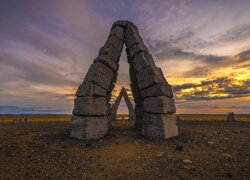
111;87;136;121
70;20;178;140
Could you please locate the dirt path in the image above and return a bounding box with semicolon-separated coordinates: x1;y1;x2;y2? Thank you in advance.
0;121;249;179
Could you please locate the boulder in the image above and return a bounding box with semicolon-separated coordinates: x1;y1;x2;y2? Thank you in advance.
98;43;122;62
144;96;176;114
70;115;108;139
126;43;148;59
73;97;107;116
130;52;156;72
141;83;173;98
110;25;124;41
227;112;236;122
84;62;114;91
104;35;124;59
137;69;162;90
125;24;144;48
75;82;106;97
94;54;119;72
142;113;178;139
111;20;129;29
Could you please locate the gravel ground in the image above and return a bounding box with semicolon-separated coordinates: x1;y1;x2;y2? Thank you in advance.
0;121;249;179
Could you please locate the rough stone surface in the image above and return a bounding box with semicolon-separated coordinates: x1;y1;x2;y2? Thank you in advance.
142;113;178;139
84;62;114;91
70;115;108;139
144;96;176;114
94;55;119;72
227;112;236;122
125;24;144;48
126;44;148;59
130;52;155;72
73;97;107;116
98;43;122;62
76;82;106;97
140;83;173;98
134;106;144;130
110;26;124;41
136;66;163;90
134;97;144;106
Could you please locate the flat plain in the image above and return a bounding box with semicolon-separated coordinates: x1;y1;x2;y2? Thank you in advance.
0;116;249;179
0;114;250;123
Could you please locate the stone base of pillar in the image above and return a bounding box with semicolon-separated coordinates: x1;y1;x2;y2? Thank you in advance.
70;115;108;139
142;113;178;139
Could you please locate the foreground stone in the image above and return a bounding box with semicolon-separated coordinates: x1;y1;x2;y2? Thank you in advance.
227;112;236;122
70;115;108;139
144;96;176;114
142;113;178;138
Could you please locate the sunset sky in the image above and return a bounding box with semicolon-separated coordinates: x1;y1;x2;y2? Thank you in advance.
0;0;249;114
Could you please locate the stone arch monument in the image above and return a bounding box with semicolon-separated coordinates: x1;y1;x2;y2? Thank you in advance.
111;87;136;121
70;20;178;140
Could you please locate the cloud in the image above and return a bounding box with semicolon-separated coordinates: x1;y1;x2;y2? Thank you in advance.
0;0;113;113
173;77;250;101
235;49;250;62
215;24;250;44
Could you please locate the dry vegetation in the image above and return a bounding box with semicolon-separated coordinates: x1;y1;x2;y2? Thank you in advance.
0;114;71;123
0;114;249;123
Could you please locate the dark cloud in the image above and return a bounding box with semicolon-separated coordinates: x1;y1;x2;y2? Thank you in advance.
235;49;250;62
216;24;250;43
0;52;77;86
147;39;228;65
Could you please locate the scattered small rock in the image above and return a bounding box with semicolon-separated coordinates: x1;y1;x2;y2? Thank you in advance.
221;153;232;158
208;141;215;144
226;172;233;177
183;159;192;164
85;143;92;148
175;144;184;151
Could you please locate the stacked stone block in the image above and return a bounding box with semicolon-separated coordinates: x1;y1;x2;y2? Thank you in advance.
70;25;124;139
121;20;178;139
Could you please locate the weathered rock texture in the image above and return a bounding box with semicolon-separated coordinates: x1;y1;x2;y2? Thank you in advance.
71;20;178;139
111;87;136;121
226;112;236;122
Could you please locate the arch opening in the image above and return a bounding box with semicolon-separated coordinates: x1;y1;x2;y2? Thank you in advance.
111;87;136;122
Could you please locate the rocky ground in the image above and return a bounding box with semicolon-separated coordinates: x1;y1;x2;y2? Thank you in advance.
0;120;249;179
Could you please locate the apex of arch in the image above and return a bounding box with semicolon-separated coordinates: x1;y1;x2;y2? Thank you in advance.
112;20;138;30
